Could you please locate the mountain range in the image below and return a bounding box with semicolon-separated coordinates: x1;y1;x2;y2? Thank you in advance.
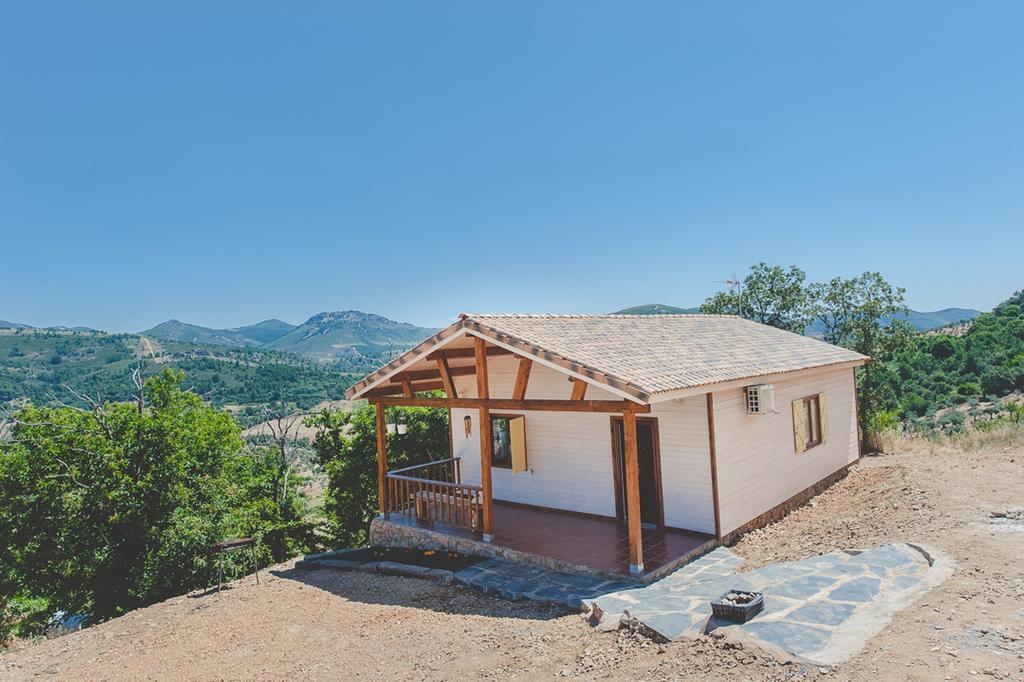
2;302;983;372
612;303;983;332
141;319;298;348
140;311;438;364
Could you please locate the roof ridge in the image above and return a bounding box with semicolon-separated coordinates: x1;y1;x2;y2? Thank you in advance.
460;312;741;319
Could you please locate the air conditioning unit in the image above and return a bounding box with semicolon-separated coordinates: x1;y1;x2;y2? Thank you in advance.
745;384;775;414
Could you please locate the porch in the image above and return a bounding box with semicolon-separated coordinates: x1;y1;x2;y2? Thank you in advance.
363;331;721;577
379;457;714;581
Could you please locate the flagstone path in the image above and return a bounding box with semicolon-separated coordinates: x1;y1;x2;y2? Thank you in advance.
586;543;953;666
453;542;952;666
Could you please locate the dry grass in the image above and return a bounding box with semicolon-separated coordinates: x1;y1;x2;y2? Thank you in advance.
874;420;1024;455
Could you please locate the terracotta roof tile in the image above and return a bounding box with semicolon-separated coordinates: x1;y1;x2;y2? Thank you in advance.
346;313;868;401
463;314;867;397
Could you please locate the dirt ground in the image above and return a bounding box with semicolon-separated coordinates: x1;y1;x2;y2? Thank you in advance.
3;432;1023;681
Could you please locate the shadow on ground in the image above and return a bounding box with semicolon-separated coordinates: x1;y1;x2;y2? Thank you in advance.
269;564;574;621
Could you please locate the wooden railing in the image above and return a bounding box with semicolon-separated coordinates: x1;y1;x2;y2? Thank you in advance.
384;457;483;531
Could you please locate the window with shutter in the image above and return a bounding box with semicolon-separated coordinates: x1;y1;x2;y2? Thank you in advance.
490;414;528;473
793;393;826;452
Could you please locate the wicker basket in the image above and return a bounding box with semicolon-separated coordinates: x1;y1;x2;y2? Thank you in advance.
710;590;764;623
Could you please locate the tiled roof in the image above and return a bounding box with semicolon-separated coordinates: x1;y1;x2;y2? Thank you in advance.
346;314;868;402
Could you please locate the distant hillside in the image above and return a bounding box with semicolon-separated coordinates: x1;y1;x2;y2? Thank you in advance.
805;308;982;335
142;319;297;347
618;302;981;332
612;304;700;315
893;308;983;330
141;312;435;364
0;320;100;332
230;319;297;344
267;311;438;363
0;328;353;411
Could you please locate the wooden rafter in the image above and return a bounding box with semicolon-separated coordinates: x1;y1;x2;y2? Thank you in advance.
570;378;588;401
396;364;475;383
435;354;459;399
512;357;533;400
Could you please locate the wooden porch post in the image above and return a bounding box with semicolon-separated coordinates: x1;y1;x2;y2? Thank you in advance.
706;392;722;541
623;408;644;574
475;337;494;541
374;400;388;516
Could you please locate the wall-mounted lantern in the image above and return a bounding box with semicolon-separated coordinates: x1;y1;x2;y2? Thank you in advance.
464;415;472;438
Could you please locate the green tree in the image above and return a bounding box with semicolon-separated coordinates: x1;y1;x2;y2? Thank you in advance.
810;272;910;451
306;402;449;548
0;368;313;637
700;263;812;333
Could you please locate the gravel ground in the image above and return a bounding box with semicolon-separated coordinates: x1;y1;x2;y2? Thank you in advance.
3;433;1023;681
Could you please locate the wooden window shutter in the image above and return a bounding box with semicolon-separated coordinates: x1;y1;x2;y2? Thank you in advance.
510;416;528;473
792;399;806;453
820;394;829;443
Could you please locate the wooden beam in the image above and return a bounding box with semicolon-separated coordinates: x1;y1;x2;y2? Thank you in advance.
706;392;722;541
435;355;459;399
623;409;643;574
374;402;388;515
401;377;414;398
397;364;476;383
427;346;513;361
374;396;650;413
475;337;493;539
570;378;588;401
512;358;533;400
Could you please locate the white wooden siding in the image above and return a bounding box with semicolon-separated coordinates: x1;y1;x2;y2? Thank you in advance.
452;355;619;517
649;397;716;534
450;355;716;533
712;366;858;535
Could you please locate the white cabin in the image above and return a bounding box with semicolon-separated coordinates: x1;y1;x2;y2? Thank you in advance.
346;313;867;580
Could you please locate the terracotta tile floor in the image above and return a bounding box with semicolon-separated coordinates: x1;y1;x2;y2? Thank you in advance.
486;502;712;576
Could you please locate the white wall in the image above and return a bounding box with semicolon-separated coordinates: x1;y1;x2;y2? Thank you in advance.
450;353;716;533
712;366;859;535
650;397;716;534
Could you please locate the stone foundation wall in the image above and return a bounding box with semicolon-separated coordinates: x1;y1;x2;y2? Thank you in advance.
370;516;625;580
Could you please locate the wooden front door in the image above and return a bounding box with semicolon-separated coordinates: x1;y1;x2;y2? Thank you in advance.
611;417;664;528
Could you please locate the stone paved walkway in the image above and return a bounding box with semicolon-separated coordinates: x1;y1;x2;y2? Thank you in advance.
587;543;953;666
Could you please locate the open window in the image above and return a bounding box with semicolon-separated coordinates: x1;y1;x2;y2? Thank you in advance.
490;414;527;473
792;394;828;453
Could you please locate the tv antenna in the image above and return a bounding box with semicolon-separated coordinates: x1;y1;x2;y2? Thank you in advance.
713;274;744;318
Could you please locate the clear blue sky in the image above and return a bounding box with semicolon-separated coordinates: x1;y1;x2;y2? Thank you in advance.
2;2;1021;331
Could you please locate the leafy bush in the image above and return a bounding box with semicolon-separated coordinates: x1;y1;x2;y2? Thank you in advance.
306;401;449;548
0;369;314;633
